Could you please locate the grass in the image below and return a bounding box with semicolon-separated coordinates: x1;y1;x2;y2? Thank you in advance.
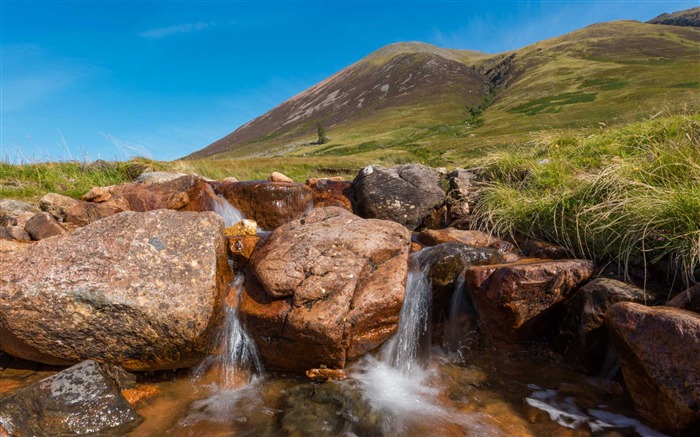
468;113;700;287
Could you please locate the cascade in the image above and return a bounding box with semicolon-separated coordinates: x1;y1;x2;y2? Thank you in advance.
211;195;245;227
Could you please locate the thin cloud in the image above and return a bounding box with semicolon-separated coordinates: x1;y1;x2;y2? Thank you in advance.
138;22;211;39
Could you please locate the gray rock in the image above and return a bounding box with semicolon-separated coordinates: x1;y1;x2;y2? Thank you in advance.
353;164;446;230
0;200;40;222
134;171;188;185
0;360;141;436
0;226;31;241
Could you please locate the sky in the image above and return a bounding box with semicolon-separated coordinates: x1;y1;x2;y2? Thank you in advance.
1;0;696;162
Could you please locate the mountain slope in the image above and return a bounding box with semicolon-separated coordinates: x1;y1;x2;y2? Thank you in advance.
187;12;700;161
648;6;700;27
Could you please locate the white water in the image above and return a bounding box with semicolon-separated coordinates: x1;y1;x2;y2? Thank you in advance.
211;195;245;227
443;273;476;359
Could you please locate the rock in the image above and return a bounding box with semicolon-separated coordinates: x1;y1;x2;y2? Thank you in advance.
108;175;219;213
554;278;649;373
222;176;239;183
0;360;142;436
305;368;346;382
15;211;36;228
0;212;16;227
268;171;294;183
0;239;31;254
0;210;231;371
306;177;353;211
353;164;446;231
241;207;410;371
133;171;188;185
606;303;700;434
447;168;478;200
40;193;126;226
227;235;261;267
24;212;68;240
224;219;258;236
668;284;700;313
0;199;40;221
81;186;112;203
0;226;30;241
213;181;314;230
417;228;514;253
121;385;159;407
515;236;571;259
422;204;450;229
465;258;596;342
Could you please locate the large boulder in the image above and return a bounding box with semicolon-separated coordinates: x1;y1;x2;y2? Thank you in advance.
353;164;446;230
465;258;595;342
241;207;411;371
40;193;126;226
213;180;314;230
554;278;649;373
106;175;219;213
606;303;700;434
0;210;231;371
0;360;141;436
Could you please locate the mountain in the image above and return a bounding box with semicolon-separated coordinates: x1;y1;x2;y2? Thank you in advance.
187;9;700;161
648;7;700;27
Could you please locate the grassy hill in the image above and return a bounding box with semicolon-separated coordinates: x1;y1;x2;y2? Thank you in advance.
187;18;699;167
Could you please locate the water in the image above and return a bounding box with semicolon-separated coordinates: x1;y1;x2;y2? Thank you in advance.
211;196;245;227
443;273;477;359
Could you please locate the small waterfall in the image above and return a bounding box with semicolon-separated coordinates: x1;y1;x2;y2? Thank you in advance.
443;273;478;359
212;195;245;227
193;274;263;388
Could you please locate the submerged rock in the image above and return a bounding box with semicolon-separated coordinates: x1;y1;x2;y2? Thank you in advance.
241;207;411;371
0;360;141;436
554;278;649;373
213;180;314;230
0;210;231;371
465;258;595;342
606;302;700;434
353;164;446;230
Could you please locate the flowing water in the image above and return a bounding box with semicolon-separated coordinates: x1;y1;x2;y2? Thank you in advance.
211;196;244;227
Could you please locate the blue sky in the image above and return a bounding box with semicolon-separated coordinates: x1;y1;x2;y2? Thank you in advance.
2;0;696;162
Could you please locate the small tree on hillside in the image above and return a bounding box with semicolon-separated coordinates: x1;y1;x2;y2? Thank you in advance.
316;122;328;144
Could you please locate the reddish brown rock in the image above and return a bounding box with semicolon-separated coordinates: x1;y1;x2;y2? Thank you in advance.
213;180;314;230
81;186;113;203
417;228;515;253
24;211;68;240
227;235;262;267
40;193;126;227
606;303;700;434
306;177;353;211
515;236;571;259
241;207;410;371
224;219;257;237
465;258;596;342
0;239;31;254
668;284;700;313
121;385;159;407
305;368;346;382
107;175;219;213
0;210;231;371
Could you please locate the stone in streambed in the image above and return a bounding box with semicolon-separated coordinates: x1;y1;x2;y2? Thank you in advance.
0;209;231;371
667;284;700;313
224;219;258;236
306;177;353;211
24;211;67;240
241;207;410;371
606;302;700;434
0;360;141;436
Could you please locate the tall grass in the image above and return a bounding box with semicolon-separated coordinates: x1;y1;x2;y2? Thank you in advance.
469;113;700;287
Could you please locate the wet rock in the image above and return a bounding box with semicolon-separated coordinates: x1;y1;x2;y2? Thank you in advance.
353;164;446;230
417;228;513;253
40;192;126;226
465;258;596;342
306;177;353;211
554;278;649;373
305;368;346;382
268;171;294;183
213;180;314;230
24;212;67;240
422;204;450;229
121;385;160;407
0;226;30;242
0;210;231;371
241;207;410;371
224;219;258;236
0;360;141;436
668;284;700;313
134;171;188;185
515;236;571;259
0;200;40;222
607;303;700;434
107;175;219;213
227;235;262;267
0;239;31;254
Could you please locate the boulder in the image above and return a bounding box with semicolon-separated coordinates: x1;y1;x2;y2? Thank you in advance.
133;171;188;185
606;303;700;434
306;177;353;211
224;219;258;237
515;236;571;259
40;193;126;226
81;186;113;203
0;226;30;241
213;181;314;230
24;212;67;240
446;168;478;204
417;228;511;251
268;171;294;183
465;258;596;342
353;164;446;230
0;360;141;436
0;199;40;222
241;207;411;371
0;210;231;371
227;235;262;267
554;278;649;373
668;284;700;313
107;175;219;213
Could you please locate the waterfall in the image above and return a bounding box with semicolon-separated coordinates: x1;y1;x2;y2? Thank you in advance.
193;273;263;388
443;273;477;360
212;195;245;227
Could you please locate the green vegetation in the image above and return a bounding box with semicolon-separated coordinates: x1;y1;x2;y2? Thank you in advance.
316;122;328;145
509;92;598;115
468;113;700;286
580;77;629;91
